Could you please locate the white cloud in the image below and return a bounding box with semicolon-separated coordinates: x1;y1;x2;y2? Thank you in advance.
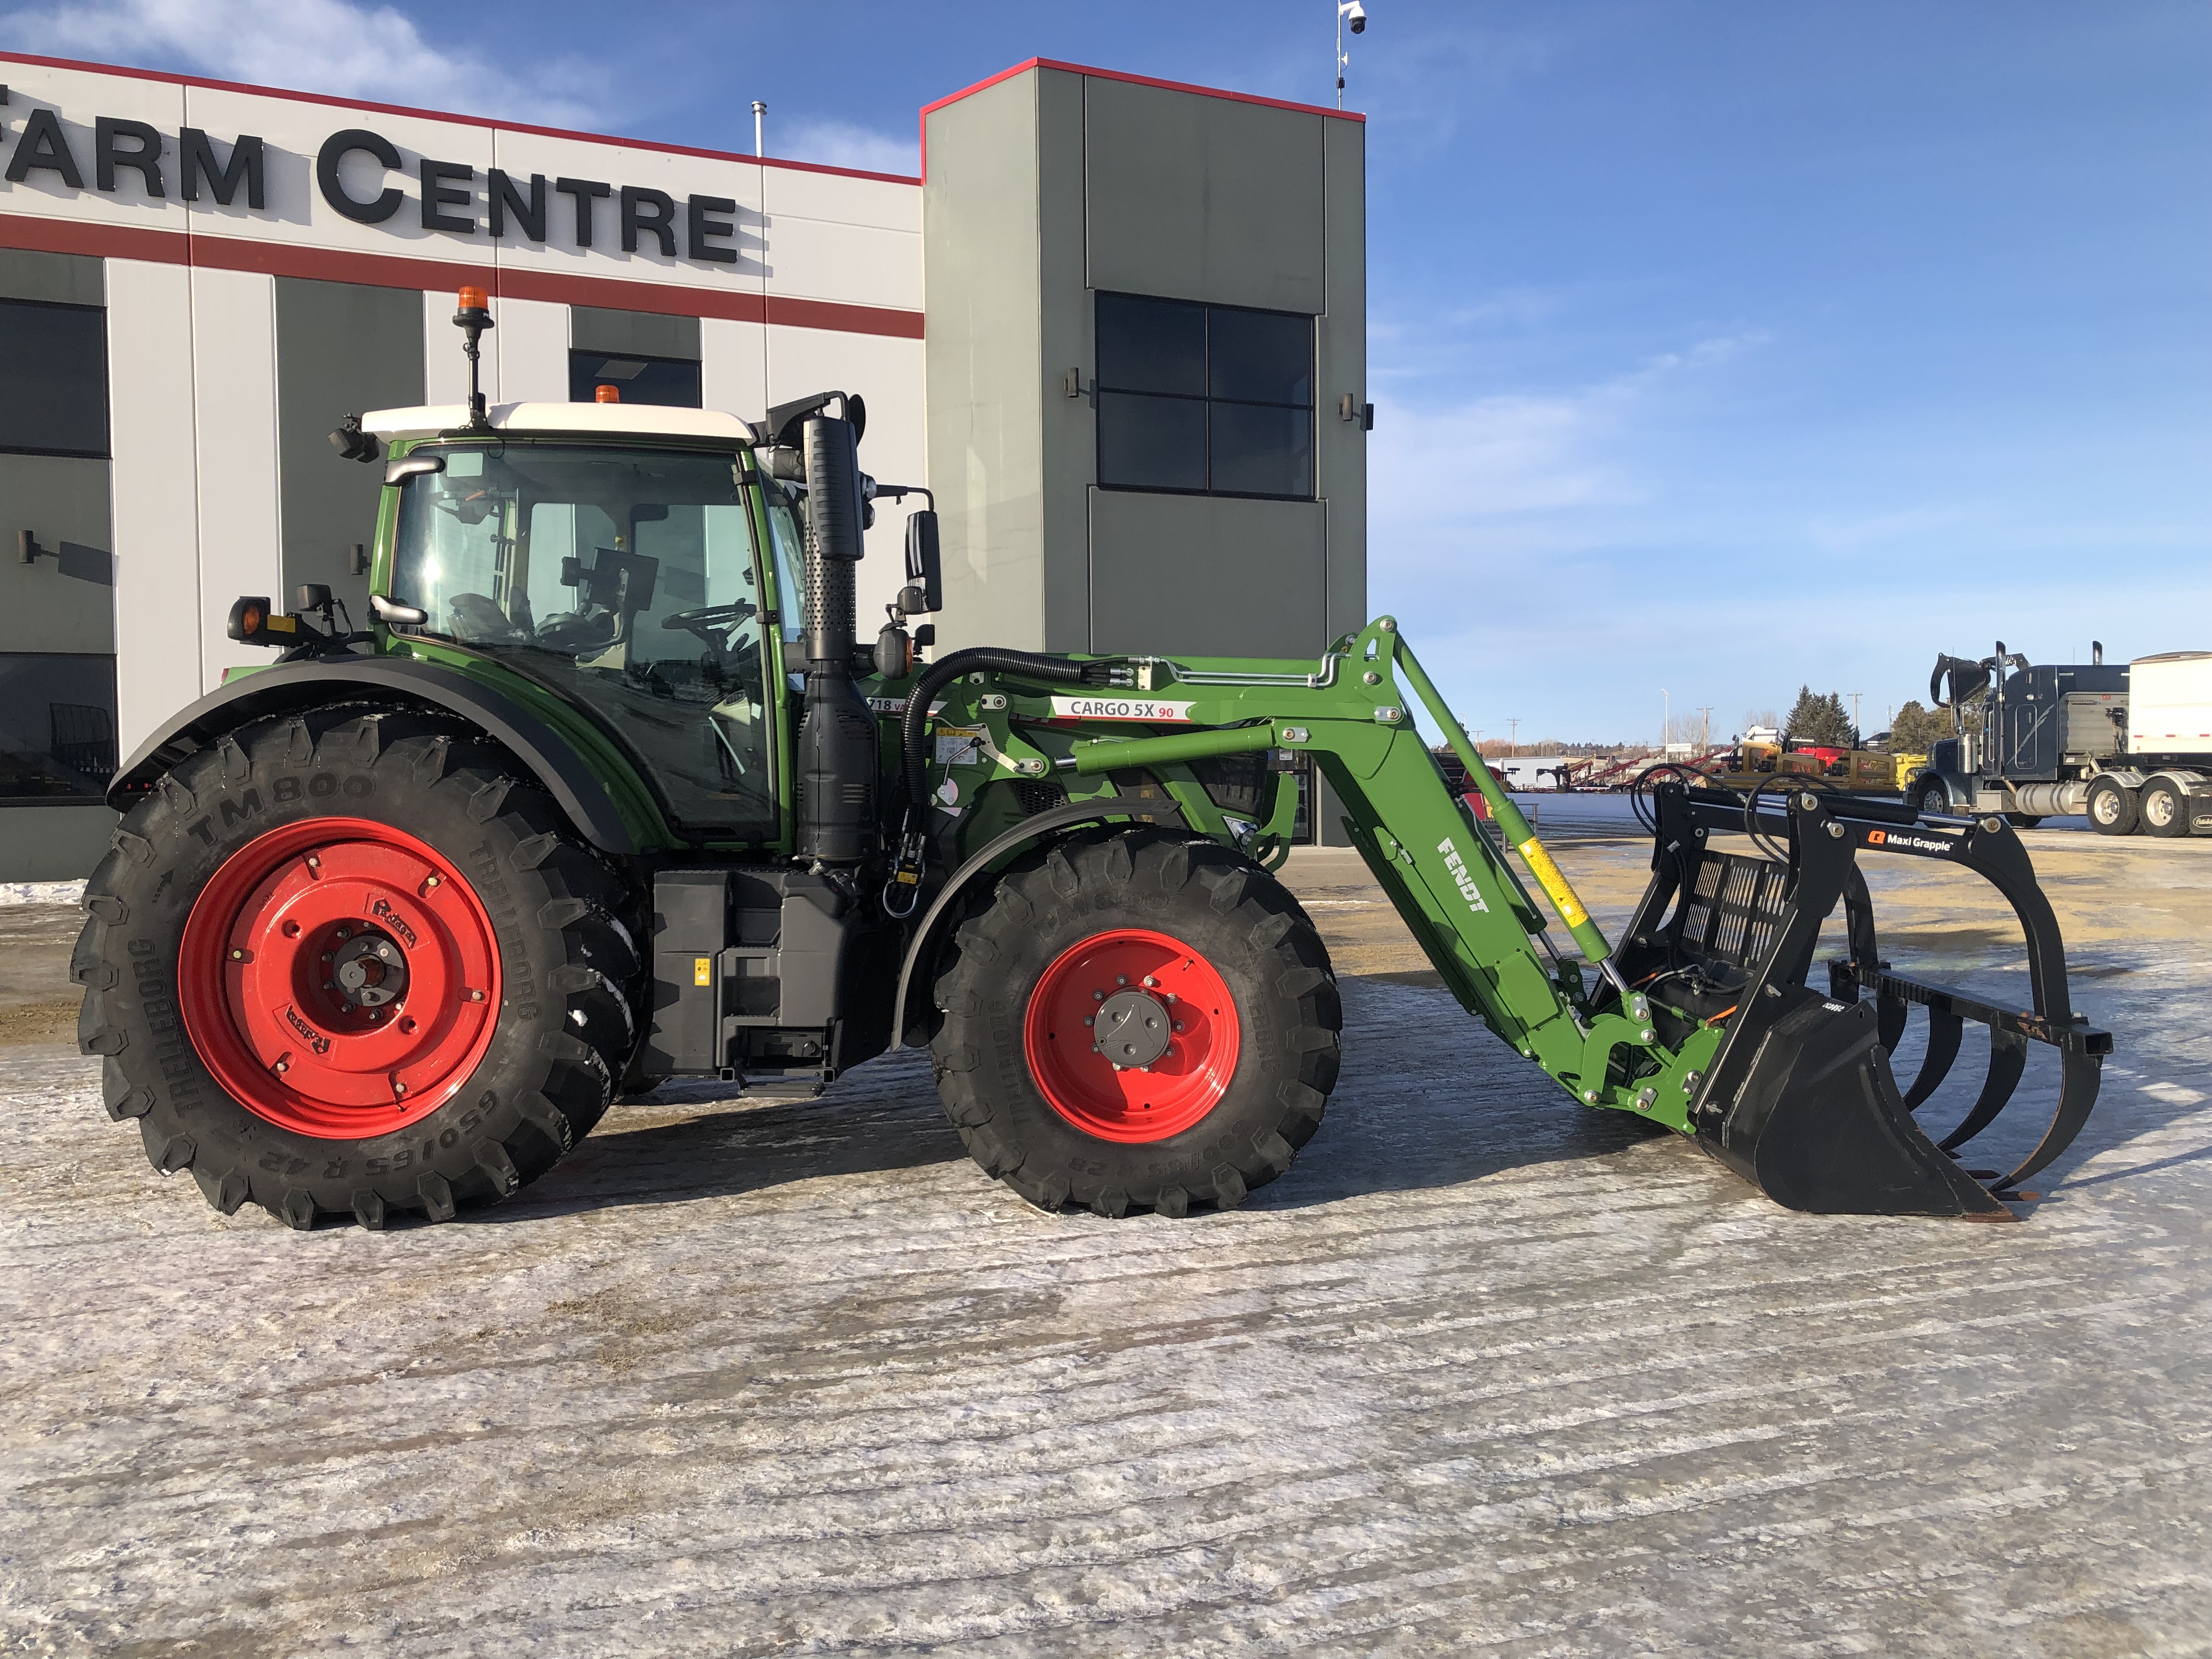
0;0;611;128
778;120;919;178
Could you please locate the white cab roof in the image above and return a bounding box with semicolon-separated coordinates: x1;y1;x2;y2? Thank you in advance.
364;403;758;445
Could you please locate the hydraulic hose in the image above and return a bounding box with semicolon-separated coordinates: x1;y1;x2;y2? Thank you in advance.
898;647;1124;810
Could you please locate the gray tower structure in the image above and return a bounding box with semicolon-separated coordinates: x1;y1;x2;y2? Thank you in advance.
922;61;1368;664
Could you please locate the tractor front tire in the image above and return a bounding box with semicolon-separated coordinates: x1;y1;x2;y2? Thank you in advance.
930;826;1340;1217
73;708;640;1229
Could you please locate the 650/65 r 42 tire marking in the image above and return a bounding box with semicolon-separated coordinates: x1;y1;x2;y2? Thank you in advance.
177;818;501;1136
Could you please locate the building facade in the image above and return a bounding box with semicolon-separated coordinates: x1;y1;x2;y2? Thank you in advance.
0;51;1363;877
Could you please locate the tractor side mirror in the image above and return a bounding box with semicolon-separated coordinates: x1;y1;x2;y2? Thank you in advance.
385;453;445;484
369;594;428;626
902;510;941;613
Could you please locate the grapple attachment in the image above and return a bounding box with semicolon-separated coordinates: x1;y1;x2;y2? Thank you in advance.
1616;784;2110;1218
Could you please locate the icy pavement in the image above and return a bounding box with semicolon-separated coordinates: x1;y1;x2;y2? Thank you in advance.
4;839;2210;1655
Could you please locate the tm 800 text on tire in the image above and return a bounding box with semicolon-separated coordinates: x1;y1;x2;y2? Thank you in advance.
72;708;641;1229
929;826;1341;1217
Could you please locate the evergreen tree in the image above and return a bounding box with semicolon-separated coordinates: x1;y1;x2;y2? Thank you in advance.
1783;685;1855;746
1888;699;1953;753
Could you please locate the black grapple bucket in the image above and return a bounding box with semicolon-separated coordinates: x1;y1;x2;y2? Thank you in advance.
1615;784;2111;1219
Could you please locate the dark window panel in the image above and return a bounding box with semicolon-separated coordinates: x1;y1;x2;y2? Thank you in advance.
0;652;116;802
1096;292;1205;396
1209;402;1312;499
568;351;701;408
1207;306;1312;408
0;300;109;458
1098;391;1207;492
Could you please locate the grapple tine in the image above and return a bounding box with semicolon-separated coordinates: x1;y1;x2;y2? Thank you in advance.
1902;1008;1966;1109
1937;1027;2028;1152
1876;992;1909;1053
1993;1049;2105;1194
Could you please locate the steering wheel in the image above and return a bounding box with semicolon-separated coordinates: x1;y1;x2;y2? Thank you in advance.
661;601;756;634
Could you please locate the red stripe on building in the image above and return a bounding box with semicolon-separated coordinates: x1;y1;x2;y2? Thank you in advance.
0;213;924;338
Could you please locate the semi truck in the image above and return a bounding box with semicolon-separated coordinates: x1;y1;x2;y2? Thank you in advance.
1909;642;2212;837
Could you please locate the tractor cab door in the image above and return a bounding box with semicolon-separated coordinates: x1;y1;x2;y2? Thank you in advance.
389;443;785;843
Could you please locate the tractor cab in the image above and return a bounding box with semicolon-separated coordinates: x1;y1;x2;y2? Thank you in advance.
368;408;806;842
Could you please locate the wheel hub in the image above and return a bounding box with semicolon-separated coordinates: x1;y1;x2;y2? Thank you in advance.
178;818;501;1138
330;932;408;1009
1093;988;1172;1068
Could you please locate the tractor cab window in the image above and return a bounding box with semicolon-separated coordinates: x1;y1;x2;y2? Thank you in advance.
390;443;777;838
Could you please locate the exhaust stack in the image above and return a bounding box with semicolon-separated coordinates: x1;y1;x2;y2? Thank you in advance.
791;403;879;866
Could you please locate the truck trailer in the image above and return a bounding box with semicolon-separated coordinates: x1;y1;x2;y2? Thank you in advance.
1911;644;2212;836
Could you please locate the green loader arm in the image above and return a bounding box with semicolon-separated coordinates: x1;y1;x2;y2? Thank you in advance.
937;618;1711;1133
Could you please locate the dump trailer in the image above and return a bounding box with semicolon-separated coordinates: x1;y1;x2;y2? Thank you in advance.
1914;642;2212;836
72;296;2110;1230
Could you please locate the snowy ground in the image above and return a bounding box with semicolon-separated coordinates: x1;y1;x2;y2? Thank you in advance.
3;832;2209;1656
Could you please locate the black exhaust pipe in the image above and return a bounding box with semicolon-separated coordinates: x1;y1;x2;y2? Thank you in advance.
796;412;878;866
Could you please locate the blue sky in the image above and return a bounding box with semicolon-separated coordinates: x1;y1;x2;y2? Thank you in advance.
5;0;2205;744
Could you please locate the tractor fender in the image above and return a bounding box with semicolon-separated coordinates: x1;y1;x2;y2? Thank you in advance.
892;795;1190;1048
107;657;642;855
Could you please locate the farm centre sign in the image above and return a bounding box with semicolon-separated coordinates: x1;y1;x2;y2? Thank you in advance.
0;91;748;267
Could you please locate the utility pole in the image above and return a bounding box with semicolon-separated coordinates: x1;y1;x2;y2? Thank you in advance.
1697;706;1713;752
1508;718;1520;757
1850;691;1862;747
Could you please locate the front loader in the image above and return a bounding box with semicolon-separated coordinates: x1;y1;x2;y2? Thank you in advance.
73;295;2108;1229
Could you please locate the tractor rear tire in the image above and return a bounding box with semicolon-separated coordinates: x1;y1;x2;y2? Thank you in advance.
2140;778;2194;839
929;826;1340;1217
73;708;641;1229
2086;776;2138;836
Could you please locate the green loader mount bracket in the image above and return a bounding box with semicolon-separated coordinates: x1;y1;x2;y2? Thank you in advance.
996;616;2111;1218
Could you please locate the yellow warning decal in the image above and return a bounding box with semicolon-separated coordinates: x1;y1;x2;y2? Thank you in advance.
1517;838;1589;930
692;956;712;987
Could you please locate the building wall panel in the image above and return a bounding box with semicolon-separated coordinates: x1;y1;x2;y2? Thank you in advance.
0;455;114;654
191;266;282;688
104;257;200;753
275;276;424;617
1087;489;1327;658
1082;78;1327;314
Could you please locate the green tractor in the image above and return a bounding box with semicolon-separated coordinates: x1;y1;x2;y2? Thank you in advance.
75;296;2109;1230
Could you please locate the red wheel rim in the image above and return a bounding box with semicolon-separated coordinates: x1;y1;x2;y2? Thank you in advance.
1023;928;1241;1143
177;819;501;1138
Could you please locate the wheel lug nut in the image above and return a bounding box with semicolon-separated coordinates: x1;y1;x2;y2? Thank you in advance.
1143;975;1158;988
424;875;441;889
229;948;246;961
1173;1022;1184;1032
1083;1015;1094;1026
1093;989;1106;1001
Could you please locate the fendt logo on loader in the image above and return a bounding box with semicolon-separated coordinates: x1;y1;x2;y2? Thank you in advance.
1437;838;1491;914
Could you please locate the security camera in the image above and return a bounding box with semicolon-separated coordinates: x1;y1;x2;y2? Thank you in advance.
1343;1;1367;33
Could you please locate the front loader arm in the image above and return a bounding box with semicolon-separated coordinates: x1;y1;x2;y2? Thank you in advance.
1028;618;1712;1129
